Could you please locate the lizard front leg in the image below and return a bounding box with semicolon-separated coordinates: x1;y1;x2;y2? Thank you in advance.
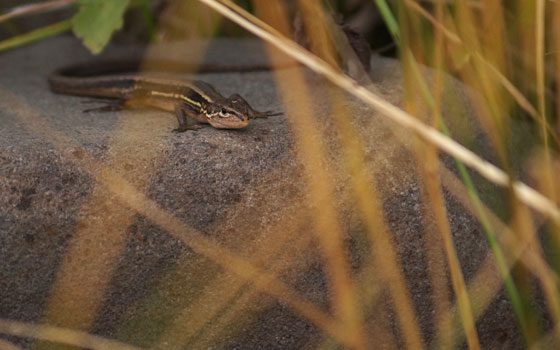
173;104;204;132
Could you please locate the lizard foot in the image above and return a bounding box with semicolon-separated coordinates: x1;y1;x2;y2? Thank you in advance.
172;124;202;133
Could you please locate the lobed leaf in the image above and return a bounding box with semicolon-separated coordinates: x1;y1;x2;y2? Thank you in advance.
72;0;130;54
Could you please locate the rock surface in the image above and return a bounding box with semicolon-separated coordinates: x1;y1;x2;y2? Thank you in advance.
0;37;542;349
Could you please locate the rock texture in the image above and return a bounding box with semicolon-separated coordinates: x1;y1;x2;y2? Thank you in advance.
0;37;544;349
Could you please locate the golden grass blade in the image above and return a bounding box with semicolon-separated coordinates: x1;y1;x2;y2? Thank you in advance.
382;93;545;348
332;96;425;349
0;0;74;24
404;0;461;44
251;0;427;346
436;165;560;347
555;1;560;135
96;135;348;347
0;88;350;348
0;320;141;350
251;1;368;348
390;25;560;341
535;0;551;141
535;0;556;208
197;0;560;227
403;55;479;346
404;0;560;146
418;143;480;349
510;199;560;339
292;2;424;345
349;44;556;349
207;2;560;346
479;1;507;71
152;205;312;349
423;2;455;347
181;230;317;349
39;116;167;345
401;39;478;348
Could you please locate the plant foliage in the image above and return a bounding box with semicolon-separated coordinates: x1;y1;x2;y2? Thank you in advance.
72;0;130;53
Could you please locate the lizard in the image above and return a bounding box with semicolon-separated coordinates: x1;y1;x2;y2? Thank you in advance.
48;60;281;131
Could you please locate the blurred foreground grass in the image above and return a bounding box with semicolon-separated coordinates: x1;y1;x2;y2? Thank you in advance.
2;0;560;349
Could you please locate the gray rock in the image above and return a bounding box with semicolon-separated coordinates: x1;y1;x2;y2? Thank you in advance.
0;37;543;349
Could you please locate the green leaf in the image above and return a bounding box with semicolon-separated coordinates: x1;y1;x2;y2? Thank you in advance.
72;0;131;54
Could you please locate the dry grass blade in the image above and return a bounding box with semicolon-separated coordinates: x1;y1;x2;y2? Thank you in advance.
0;320;141;350
97;164;347;345
323;74;424;347
152;203;312;350
437;164;560;347
404;0;560;147
0;0;74;23
412;138;479;348
207;1;560;347
249;0;424;346
174;228;317;349
196;0;560;225
556;1;560;133
404;0;461;44
422;2;455;346
251;1;368;348
0;87;353;348
334;105;425;349
400;3;479;345
535;0;556;211
38;102;171;342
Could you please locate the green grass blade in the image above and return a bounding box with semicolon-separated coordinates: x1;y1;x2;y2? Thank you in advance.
0;20;72;52
371;0;401;44
405;52;530;342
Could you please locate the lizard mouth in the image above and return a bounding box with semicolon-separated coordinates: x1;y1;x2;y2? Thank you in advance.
209;118;249;129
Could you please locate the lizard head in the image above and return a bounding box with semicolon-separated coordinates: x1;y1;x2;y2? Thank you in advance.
228;93;282;119
205;104;249;129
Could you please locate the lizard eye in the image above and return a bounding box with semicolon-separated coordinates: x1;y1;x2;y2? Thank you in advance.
218;107;231;118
